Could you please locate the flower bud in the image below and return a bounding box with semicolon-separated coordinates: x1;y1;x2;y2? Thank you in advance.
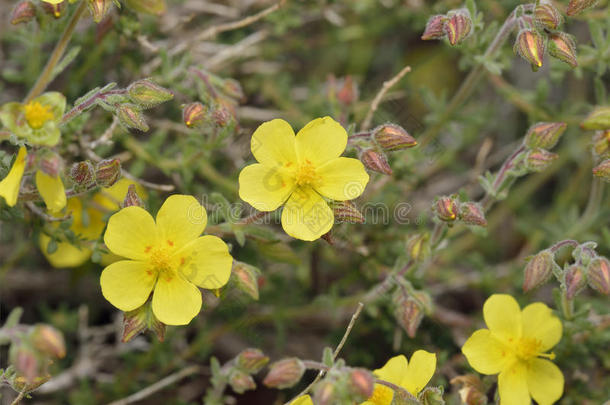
229;369;256;394
117;103;149;132
212;107;232;127
548;32;578;68
222;79;245;101
524;122;567;150
122;184;144;208
444;10;471;46
360;149;392;175
459;202;487;227
124;0;166;15
395;296;424;338
95;158;122;187
38;151;63;177
566;0;597;16
565;264;587;299
236;348;269;374
421;15;447;40
183;102;208;128
69;161;95;188
523;250;555;292
581;106;610;131
13;346;38;384
313;380;336;405
127;79;173;108
11;1;36;25
592;159;610;182
88;0;113;23
331;200;365;223
514;29;545;71
450;375;487;405
525;148;558;172
41;1;65;18
434;196;459;222
407;233;430;262
336;76;358;106
263;358;305;389
534;3;563;30
587;257;610;295
420;387;445;405
348;368;375;400
592;130;610;158
30;324;66;359
373;123;417;151
232;261;260;300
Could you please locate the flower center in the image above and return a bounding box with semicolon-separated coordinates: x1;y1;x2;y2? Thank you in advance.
146;243;178;282
515;337;555;361
294;159;319;187
23;101;54;129
369;385;394;405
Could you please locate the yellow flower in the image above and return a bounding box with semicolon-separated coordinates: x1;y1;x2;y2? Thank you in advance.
41;0;63;4
461;294;564;405
239;117;369;241
0;146;66;212
100;194;233;325
362;351;436;405
290;395;313;405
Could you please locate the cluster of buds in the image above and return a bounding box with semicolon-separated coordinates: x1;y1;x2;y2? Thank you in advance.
520;121;566;173
356;123;417;175
421;9;472;46
433;196;487;227
581;106;610;182
523;240;610;297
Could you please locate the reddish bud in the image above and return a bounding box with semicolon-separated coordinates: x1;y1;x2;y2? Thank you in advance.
566;0;597;16
30;324;66;359
69;161;95;188
421;15;447;40
592;130;610;158
117;103;149;132
592;159;610;182
434;196;459;222
407;233;430;262
13;346;38;384
183;102;208;128
222;79;245;101
581;106;610;131
373;123;417;151
565;264;587;299
95;159;122;187
525;148;558;172
459;202;487;227
336;76;359;106
331;200;365;223
360;149;392;175
524;122;567;150
587;257;610;295
122;184;144;208
236;348;269;374
534;3;563;30
349;368;375;400
11;1;36;25
395;297;424;338
228;369;256;394
313;381;336;405
212;107;232;127
88;0;113;23
263;358;305;389
127;79;173;108
548;32;578;68
444;10;471;46
232;262;260;300
514;29;546;71
523;250;555;292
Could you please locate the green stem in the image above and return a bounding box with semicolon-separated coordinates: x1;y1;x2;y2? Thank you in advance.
25;0;88;102
560;289;574;320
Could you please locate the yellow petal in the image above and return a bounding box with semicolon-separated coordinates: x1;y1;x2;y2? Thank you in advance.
295;116;347;166
290;395;313;405
483;294;522;343
526;359;564;405
39;233;92;268
152;274;202;325
281;187;333;241
177;235;233;289
498;361;530;405
373;355;408;385
239;163;295;211
35;170;66;213
365;384;394;405
251;118;298;166
104;206;158;260
315;157;369;200
402;350;436;396
462;329;513;375
155;194;207;248
100;260;156;311
521;303;562;352
0;147;27;207
41;0;64;4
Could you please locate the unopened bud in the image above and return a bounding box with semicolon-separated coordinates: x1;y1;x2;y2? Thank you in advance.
263;358;305;389
458;386;487;405
349;368;375;400
69;161;95;188
336;76;358;106
222;79;245;101
117;103;149;132
420;387;445;405
434;196;459;222
212;107;232;127
236;348;269;374
11;1;36;24
313;380;336;405
331;200;365;223
514;29;545;71
41;0;65;18
444;10;471;46
548;32;578;68
566;0;597;16
587;257;610;295
524;122;567;150
88;0;113;23
30;324;66;359
183;102;208;128
122;301;165;342
95;159;121;187
395;297;424;338
229;369;256;394
581;106;610;131
373;123;417;151
127;79;173;108
459;202;487;227
592;130;610;158
407;233;430;262
232;262;260;300
39;151;62;177
523;250;555;292
122;184;144;208
360;149;392;175
421;15;447;40
592;159;610;182
13;346;38;384
525;148;558;172
565;264;587;299
124;0;166;15
534;3;563;30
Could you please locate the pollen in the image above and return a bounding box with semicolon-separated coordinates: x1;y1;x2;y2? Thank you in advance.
516;337;543;360
23;101;54;129
295;159;319;187
369;385;393;405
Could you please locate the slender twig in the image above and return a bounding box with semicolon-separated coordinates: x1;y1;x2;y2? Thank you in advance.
361;65;411;131
10;389;27;405
122;171;175;192
26;202;72;222
25;0;87;102
61;89;127;125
